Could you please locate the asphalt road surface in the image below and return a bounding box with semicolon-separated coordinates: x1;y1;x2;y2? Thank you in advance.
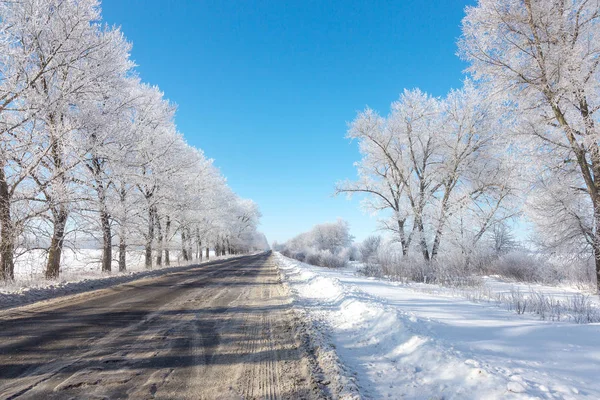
0;253;320;399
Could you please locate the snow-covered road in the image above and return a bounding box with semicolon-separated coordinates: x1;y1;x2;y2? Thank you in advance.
277;253;600;399
0;254;321;399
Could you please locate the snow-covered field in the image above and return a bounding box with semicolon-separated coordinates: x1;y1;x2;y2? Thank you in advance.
0;249;226;310
346;263;600;324
277;253;600;399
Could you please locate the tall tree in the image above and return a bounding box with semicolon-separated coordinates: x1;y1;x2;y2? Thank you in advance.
459;0;600;291
341;85;516;262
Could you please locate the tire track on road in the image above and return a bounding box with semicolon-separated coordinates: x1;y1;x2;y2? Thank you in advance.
0;254;324;400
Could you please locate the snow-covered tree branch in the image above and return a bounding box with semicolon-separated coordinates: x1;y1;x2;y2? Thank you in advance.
0;0;264;281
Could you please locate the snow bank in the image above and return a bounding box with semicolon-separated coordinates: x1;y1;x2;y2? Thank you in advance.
277;252;600;399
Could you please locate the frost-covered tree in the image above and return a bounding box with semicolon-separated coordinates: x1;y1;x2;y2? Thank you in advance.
280;219;353;268
341;85;516;262
459;0;600;291
75;52;134;273
435;83;519;258
284;219;353;254
0;0;264;281
338;90;441;256
491;221;519;255
0;0;133;279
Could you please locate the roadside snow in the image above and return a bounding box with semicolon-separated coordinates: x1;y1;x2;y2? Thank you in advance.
277;253;600;399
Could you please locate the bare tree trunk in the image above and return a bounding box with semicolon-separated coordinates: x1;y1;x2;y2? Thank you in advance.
165;215;170;266
431;225;443;261
145;206;154;269
587;140;600;294
90;155;112;273
195;227;201;260
101;209;111;272
181;229;188;261
119;235;126;272
594;242;600;294
594;206;600;294
45;129;68;280
118;187;127;272
206;246;210;260
415;215;430;261
46;209;67;279
394;199;407;256
186;227;193;261
155;213;162;267
550;103;600;292
430;183;455;261
397;218;409;256
0;166;14;281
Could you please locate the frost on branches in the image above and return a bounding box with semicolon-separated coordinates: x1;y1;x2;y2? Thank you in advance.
334;0;600;293
337;84;519;264
459;0;600;292
275;219;354;269
0;0;264;281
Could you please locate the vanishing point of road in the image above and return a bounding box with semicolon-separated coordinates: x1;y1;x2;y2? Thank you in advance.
0;253;322;399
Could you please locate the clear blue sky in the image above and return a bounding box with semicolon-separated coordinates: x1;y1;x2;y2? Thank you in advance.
101;0;475;244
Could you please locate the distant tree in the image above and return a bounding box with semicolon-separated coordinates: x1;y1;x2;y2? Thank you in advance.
491;222;518;256
283;219;354;256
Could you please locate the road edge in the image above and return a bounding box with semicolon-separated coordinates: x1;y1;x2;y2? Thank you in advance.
273;253;361;400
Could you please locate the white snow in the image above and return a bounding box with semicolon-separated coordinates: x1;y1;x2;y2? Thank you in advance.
277;252;600;399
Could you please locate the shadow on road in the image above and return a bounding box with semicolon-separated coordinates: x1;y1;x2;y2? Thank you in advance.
0;253;319;399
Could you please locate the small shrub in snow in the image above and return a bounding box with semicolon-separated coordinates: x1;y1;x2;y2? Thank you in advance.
503;288;529;314
305;251;322;266
467;249;497;275
363;245;481;288
339;245;360;262
492;252;543;283
496;287;600;323
292;251;307;262
360;261;384;278
430;254;483;288
558;257;597;291
319;250;348;269
488;251;596;289
460;286;495;303
528;291;562;321
280;248;292;258
283;248;348;270
569;294;600;324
